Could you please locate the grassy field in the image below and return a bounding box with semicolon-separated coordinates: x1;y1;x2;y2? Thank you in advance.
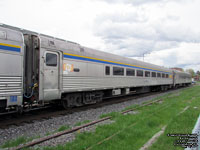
42;85;200;150
1;85;200;150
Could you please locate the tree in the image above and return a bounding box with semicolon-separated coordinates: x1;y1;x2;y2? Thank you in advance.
196;71;200;75
186;69;195;77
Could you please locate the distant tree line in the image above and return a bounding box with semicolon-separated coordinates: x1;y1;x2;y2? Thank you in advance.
186;69;200;78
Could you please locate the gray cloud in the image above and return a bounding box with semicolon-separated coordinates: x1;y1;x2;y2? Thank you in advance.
96;12;148;24
101;0;191;6
103;38;179;57
154;24;200;43
93;11;200;57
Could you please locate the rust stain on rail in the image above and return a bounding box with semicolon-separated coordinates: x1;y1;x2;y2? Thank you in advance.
12;98;163;150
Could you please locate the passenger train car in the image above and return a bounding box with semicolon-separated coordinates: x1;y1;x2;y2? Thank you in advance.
0;24;191;113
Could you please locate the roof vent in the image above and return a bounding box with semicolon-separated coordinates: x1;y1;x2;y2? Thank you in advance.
0;31;6;39
49;40;55;47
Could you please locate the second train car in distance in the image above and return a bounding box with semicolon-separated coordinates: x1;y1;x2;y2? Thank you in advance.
0;24;192;113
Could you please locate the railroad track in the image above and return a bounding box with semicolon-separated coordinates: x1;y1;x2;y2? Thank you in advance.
11;98;164;150
0;92;162;129
0;88;185;129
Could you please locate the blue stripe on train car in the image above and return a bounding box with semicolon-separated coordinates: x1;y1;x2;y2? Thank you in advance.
0;45;21;52
64;54;171;74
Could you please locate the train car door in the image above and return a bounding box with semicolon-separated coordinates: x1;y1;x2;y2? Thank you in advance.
173;71;176;87
43;51;60;100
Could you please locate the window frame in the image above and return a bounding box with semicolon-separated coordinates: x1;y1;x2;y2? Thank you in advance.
45;52;58;67
136;70;144;77
113;66;124;76
105;66;110;75
145;71;151;77
126;68;135;76
157;73;161;78
151;72;156;77
162;73;165;78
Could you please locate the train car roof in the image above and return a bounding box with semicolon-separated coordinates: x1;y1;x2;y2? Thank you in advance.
39;34;172;73
0;24;172;73
0;25;23;43
172;69;191;77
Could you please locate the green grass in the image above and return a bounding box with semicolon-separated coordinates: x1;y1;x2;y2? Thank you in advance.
149;86;200;150
75;120;91;126
1;124;70;149
0;136;36;148
42;85;200;150
100;111;119;119
57;125;70;132
2;85;199;150
45;125;71;137
121;104;140;112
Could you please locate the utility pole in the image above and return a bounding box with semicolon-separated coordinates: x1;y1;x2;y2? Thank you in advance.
142;52;150;61
143;53;144;61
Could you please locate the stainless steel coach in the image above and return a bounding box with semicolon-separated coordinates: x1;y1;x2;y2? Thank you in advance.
0;24;191;113
0;26;23;111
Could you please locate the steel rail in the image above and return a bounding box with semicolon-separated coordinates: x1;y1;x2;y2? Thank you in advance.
12;116;111;150
12;98;163;150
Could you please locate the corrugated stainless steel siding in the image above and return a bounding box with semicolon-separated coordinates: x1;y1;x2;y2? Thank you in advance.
62;76;172;92
0;76;22;96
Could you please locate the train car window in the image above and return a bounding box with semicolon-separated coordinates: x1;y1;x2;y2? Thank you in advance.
113;67;124;76
162;73;165;78
137;70;143;77
157;73;161;78
126;68;135;76
105;66;110;75
166;74;169;78
152;72;156;77
145;71;150;77
46;53;57;67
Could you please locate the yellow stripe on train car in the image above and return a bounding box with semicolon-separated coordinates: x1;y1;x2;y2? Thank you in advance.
0;43;21;48
64;52;171;74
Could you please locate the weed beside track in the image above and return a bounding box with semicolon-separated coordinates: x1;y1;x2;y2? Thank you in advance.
41;85;200;150
1;86;197;150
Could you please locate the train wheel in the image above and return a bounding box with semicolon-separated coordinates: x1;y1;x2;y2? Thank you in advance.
61;100;68;109
16;106;23;114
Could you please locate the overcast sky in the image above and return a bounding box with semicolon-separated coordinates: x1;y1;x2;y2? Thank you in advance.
1;0;200;71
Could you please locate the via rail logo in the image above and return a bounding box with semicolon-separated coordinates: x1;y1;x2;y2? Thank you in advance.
63;63;74;74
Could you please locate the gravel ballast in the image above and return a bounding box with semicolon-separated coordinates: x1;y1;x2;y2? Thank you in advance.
0;90;181;146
